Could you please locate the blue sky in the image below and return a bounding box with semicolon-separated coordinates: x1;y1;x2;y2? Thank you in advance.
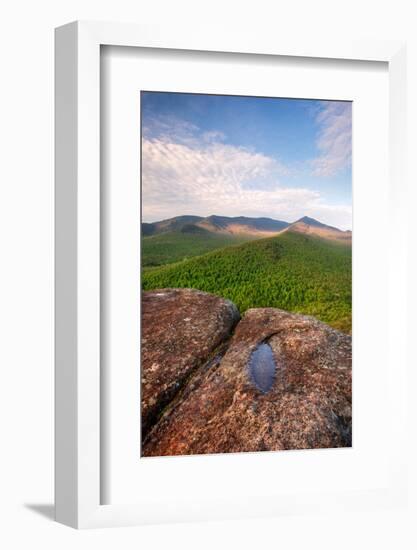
141;91;352;230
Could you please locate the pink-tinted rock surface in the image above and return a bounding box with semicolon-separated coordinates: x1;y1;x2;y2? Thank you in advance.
142;306;351;456
141;288;240;437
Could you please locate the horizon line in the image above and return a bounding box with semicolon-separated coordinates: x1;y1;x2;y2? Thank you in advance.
142;213;352;232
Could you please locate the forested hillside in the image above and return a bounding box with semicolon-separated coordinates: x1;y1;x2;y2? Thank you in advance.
142;231;352;333
142;229;254;267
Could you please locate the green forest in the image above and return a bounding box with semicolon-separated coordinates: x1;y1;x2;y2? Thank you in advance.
142;230;253;268
142;231;352;333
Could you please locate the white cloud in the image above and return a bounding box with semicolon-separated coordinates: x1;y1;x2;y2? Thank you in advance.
202;130;226;143
142;114;200;147
141;133;352;230
311;101;352;177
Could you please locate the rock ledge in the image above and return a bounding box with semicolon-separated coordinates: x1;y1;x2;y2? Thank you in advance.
142;302;352;456
141;288;240;437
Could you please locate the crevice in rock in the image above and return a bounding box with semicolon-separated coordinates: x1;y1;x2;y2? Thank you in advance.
141;338;232;451
330;410;352;447
140;296;240;444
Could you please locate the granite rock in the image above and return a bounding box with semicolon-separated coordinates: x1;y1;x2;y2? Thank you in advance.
142;306;352;456
141;288;240;438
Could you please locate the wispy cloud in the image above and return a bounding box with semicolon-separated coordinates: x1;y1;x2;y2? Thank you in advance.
311;101;352;177
141;122;352;229
142;114;200;147
202;130;226;143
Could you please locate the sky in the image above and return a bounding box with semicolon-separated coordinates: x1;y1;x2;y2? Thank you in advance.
141;92;352;230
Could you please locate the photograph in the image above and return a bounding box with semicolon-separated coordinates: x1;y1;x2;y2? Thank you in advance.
140;91;352;457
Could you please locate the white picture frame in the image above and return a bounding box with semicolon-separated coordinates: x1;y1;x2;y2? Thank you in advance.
55;21;407;529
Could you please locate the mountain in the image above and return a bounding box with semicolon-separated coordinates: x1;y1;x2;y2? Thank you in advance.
143;214;351;242
143;214;290;238
142;214;351;267
286;216;352;244
197;215;290;236
142;215;203;236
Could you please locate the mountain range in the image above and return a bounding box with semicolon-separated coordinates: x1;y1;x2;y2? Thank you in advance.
142;214;351;243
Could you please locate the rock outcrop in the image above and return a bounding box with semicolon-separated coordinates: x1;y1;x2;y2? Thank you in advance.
141;288;240;438
142;304;352;456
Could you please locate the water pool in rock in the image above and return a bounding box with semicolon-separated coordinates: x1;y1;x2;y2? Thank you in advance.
248;342;276;393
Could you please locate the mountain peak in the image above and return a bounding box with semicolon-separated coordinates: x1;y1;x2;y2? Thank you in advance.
295;216;328;228
287;216;351;244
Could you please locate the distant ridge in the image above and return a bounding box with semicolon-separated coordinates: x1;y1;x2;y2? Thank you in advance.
286;216;352;244
142;214;351;242
143;215;203;236
143;214;290;238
